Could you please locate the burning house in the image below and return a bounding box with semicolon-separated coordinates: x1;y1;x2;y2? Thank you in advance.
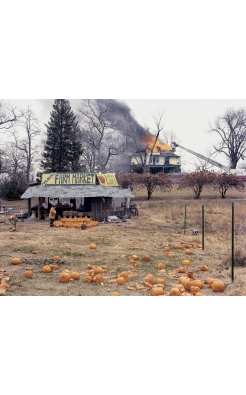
130;137;181;174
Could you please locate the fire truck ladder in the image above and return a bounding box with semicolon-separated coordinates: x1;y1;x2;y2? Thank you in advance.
172;142;229;172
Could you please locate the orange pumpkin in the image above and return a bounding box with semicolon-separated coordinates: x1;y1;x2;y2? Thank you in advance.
190;286;201;294
185;250;193;255
94;267;103;274
11;258;21;265
131;255;138;260
169;288;180;296
141;255;150;261
157;263;165;270
24;271;34;279
116;277;125;285
150;287;164;296
42;265;51;273
182;260;190;266
50;264;59;270
164;247;170;252
145;274;154;284
178;267;186;273
193;279;204;289
110;292;119;296
59;273;70;283
200;265;208;271
118;272;129;281
211;280;225;292
53;256;61;261
156;278;165;285
89;243;97;249
94;276;104;284
70;271;80;280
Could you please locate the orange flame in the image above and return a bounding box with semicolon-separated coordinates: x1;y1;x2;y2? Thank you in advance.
141;134;171;153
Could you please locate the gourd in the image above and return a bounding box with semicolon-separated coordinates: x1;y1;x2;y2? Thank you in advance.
150;287;164;296
70;271;80;280
42;265;52;273
169;288;180;296
182;260;190;265
11;258;21;265
59;272;71;283
24;271;34;279
116;277;125;285
211;280;225;292
53;256;61;261
118;272;129;281
157;263;165;270
145;274;154;284
141;255;150;261
89;243;97;249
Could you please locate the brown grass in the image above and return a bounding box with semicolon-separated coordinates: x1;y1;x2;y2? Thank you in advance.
0;185;246;296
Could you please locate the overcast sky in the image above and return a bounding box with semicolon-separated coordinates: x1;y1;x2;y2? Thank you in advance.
9;98;246;170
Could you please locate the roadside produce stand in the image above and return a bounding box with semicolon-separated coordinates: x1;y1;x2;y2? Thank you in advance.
20;172;134;222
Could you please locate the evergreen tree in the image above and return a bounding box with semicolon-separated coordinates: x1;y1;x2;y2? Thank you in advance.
41;99;83;172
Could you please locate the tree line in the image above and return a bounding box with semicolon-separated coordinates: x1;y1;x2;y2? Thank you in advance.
1;99;246;200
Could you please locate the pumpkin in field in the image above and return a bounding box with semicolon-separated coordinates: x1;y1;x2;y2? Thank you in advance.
182;260;190;266
131;255;138;260
183;279;194;291
53;256;61;261
42;265;52;273
89;243;97;249
164;247;170;252
110;292;119;296
11;258;21;265
116;277;125;285
156;278;165;285
211;280;225;292
94;267;103;274
24;271;34;279
50;264;59;270
59;272;70;283
185;250;193;255
145;274;154;284
70;271;80;280
150;287;164;296
118;272;129;281
168;252;175;258
157;263;165;270
169;288;180;296
200;265;208;271
190;286;201;294
178;267;186;273
141;255;150;261
193;279;204;289
94;276;104;284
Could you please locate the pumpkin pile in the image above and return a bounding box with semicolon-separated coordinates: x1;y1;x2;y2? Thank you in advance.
0;270;10;295
53;218;99;228
83;264;105;284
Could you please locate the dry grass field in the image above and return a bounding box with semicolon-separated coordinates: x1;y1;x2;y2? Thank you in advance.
1;185;246;296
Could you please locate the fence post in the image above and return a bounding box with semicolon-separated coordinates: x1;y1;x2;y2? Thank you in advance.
202;205;204;250
184;204;186;234
232;202;234;282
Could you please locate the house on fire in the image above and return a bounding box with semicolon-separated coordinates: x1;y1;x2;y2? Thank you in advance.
130;146;181;174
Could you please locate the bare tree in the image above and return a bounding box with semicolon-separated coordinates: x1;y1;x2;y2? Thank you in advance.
12;106;41;183
209;108;246;169
77;99;128;171
0;100;19;130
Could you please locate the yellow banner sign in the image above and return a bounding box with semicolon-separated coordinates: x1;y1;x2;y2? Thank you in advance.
97;173;118;186
41;173;96;186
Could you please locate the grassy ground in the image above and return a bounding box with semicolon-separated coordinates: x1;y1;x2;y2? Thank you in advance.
0;185;246;296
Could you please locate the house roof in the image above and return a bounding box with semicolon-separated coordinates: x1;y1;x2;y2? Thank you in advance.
131;150;180;158
20;185;134;199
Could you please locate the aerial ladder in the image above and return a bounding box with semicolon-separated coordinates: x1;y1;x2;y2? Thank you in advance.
171;142;246;180
171;142;229;172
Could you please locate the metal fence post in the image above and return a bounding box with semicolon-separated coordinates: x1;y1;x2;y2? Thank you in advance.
232;202;234;282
